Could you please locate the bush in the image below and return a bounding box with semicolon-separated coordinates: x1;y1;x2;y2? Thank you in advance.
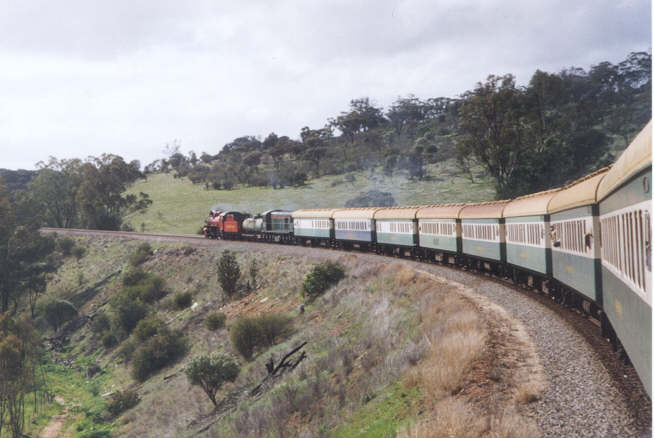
91;313;111;334
122;268;148;286
117;340;136;362
131;327;188;381
185;353;239;407
230;317;261;361
43;299;78;332
230;313;291;360
205;312;226;331
139;276;166;303
106;389;140;417
133;317;165;342
102;333;118;348
256;313;291;347
218;250;241;297
302;262;345;301
58;237;75;256
72;245;86;261
173;291;193;309
129;242;152;267
111;294;148;333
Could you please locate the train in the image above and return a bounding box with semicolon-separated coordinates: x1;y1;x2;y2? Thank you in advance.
203;122;652;397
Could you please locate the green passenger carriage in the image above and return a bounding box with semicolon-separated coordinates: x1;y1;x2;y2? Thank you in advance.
548;169;608;304
416;204;465;263
597;122;652;397
503;189;560;279
292;209;336;245
459;201;510;267
374;207;420;255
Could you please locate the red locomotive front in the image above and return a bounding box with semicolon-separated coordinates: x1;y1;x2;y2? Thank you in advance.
203;210;222;238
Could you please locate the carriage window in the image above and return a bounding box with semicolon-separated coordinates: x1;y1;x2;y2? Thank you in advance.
601;209;650;294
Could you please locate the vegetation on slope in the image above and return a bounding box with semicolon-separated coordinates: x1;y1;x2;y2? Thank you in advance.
149;52;650;199
29;236;543;437
123;159;495;234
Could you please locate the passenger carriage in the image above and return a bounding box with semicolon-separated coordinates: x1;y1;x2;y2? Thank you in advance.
332;208;379;250
459;201;510;273
597;122;652;396
374;207;420;256
547;168;609;307
503;189;560;288
292;209;336;246
416;204;466;263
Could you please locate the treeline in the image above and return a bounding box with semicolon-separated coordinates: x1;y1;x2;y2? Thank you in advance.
153;51;650;198
11;155;150;231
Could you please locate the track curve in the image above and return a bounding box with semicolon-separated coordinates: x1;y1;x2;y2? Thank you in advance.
41;227;651;437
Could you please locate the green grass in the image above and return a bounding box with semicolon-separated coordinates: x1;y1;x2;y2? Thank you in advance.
328;384;421;438
123;159;495;234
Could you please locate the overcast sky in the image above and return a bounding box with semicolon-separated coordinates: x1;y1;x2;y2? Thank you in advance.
0;0;650;170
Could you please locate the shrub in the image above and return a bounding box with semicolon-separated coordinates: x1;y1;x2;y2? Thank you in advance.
122;268;148;286
58;237;75;256
131;327;188;381
230;317;261;360
205;312;226;331
133;317;165;342
139;276;166;303
129;243;152;267
218;250;240;297
117;340;136;361
173;291;193;309
91;313;111;334
106;389;140;417
230;313;291;360
111;294;148;333
301;262;345;301
248;258;259;289
185;353;239;407
43;299;78;332
72;245;86;261
102;333;118;348
256;313;291;347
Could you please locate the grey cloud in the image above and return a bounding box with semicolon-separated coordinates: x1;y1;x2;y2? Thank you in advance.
0;0;649;170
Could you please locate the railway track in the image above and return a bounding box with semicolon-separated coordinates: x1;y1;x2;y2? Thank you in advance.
42;227;651;436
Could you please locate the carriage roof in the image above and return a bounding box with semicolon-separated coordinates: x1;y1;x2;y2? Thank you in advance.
597;120;652;201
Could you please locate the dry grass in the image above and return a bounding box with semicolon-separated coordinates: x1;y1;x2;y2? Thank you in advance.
515;380;543;404
397;398;486;438
400;269;544;438
398;401;540;438
406;292;486;400
486;410;541;438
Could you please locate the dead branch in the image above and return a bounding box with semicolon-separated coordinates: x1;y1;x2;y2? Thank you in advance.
250;341;308;396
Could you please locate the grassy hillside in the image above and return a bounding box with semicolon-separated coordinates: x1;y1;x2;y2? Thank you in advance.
123;159;495;234
31;235;540;437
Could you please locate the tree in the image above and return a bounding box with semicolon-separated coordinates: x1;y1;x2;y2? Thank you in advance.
29;161;82;228
330;98;386;143
75;155;144;229
43;299;78;332
456;74;530;198
300;126;333;177
185;353;239;407
217;250;240;297
0;180;56;314
0;315;43;438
